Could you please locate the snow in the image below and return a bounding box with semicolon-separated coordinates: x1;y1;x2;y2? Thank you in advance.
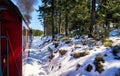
23;32;120;76
23;62;47;76
109;29;120;36
109;31;119;36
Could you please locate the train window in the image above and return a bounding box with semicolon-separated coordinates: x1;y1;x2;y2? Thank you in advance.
22;21;29;51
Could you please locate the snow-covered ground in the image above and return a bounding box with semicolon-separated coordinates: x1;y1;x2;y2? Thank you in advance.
23;31;120;76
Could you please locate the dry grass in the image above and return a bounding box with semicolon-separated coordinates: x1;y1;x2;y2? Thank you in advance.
101;39;113;47
71;51;89;58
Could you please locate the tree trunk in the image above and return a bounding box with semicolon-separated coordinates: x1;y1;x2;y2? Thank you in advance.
105;10;109;30
58;12;61;35
43;25;45;36
51;0;55;40
43;18;46;36
65;12;68;36
65;0;68;36
89;0;96;37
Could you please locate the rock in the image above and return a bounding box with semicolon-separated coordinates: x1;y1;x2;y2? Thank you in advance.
96;46;100;48
114;57;120;60
95;55;105;63
112;45;120;57
89;47;93;50
53;41;59;48
54;50;58;53
94;49;97;51
76;63;81;71
65;40;71;44
104;54;108;57
51;66;54;70
74;43;81;49
94;56;104;73
58;65;61;69
59;50;67;55
48;54;55;61
86;64;93;72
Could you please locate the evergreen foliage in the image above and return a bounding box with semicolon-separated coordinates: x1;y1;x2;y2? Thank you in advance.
37;0;120;38
32;29;43;36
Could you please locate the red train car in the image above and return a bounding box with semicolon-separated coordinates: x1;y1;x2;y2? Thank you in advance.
0;0;30;76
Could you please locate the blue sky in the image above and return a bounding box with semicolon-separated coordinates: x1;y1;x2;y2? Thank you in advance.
30;0;43;31
11;0;43;31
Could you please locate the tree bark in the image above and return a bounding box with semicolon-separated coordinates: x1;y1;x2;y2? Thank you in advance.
51;0;55;39
43;17;46;36
58;12;61;35
89;0;96;37
105;10;109;29
65;0;68;36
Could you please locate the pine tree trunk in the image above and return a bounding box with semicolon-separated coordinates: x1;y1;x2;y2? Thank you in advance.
105;10;109;30
65;0;68;36
43;18;46;36
58;12;61;35
89;0;96;37
51;0;55;39
65;12;68;36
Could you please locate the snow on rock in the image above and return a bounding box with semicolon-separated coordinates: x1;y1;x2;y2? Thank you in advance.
23;35;120;76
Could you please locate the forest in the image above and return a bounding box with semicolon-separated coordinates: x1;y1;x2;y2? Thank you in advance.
37;0;120;40
32;29;43;36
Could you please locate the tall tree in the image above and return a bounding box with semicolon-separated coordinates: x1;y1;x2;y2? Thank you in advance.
51;0;55;39
65;0;68;36
57;0;62;35
89;0;96;37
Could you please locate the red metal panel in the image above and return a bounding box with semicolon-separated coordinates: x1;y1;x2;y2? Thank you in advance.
1;8;22;76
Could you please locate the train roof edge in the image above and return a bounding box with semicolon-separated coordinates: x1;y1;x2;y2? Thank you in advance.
0;0;30;29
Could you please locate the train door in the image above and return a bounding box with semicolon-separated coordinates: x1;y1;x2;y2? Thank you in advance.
0;6;9;76
0;3;22;76
0;18;1;75
0;30;9;76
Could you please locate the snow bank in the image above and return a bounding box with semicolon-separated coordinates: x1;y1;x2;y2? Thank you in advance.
23;35;120;76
